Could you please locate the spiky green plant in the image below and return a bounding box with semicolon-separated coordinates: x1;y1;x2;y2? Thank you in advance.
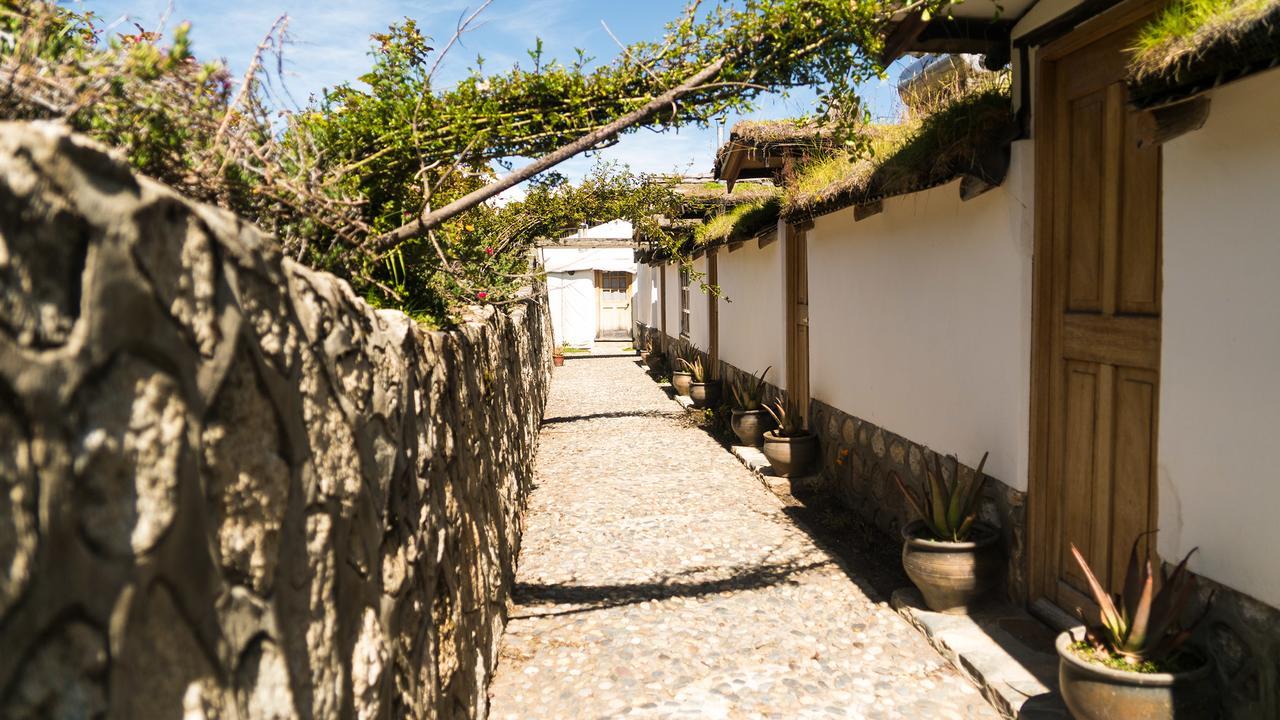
678;356;707;383
893;451;989;542
730;366;772;411
761;398;805;437
1071;536;1210;667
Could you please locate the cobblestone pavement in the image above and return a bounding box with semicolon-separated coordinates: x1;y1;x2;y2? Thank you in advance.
487;344;997;719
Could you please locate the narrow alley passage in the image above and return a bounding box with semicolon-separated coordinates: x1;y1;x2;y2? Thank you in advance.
487;345;999;719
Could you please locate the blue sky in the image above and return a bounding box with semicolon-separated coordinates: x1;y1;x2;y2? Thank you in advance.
67;0;909;182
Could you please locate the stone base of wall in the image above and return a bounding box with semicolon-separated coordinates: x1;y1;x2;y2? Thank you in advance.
0;122;551;719
808;400;1028;603
1184;572;1280;718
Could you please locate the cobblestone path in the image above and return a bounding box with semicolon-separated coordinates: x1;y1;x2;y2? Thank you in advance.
487;345;998;719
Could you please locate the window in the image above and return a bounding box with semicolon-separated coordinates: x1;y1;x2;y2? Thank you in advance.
679;267;690;337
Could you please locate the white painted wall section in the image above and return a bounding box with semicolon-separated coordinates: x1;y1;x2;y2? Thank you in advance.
664;263;682;339
546;272;596;348
805;179;1033;489
1157;71;1280;608
635;263;652;328
717;239;787;380
689;256;712;351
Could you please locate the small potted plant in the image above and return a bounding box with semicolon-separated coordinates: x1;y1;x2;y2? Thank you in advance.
760;398;817;477
638;339;655;365
1056;537;1216;720
729;367;774;446
681;357;721;408
893;452;1002;614
670;344;693;396
552;343;566;367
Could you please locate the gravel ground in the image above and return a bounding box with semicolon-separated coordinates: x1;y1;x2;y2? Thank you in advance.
487;344;997;719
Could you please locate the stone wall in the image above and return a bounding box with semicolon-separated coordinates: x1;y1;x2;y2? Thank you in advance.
0;123;551;719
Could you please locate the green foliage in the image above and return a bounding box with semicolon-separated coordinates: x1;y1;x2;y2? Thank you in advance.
762;398;805;437
730;366;772;411
1130;0;1272;75
695;195;782;245
1071;536;1210;668
678;356;706;383
893;452;989;543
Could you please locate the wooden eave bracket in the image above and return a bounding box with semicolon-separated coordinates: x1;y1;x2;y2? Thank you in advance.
854;201;883;222
1136;96;1212;149
721;145;746;191
727;240;744;252
757;229;777;249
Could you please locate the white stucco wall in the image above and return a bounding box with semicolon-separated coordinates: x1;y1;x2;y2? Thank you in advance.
546;272;596;348
663;263;681;339
806;174;1034;489
634;263;653;329
689;256;712;351
1157;71;1280;608
717;237;786;380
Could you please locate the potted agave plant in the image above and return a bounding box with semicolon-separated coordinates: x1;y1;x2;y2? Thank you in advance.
729;367;774;446
760;398;817;477
893;452;1002;614
1056;538;1216;720
681;357;721;408
670;345;693;396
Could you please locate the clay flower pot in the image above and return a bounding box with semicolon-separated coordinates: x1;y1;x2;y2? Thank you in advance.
552;353;565;367
671;371;692;396
1055;629;1217;720
730;409;774;446
900;520;1002;614
761;430;817;477
689;380;721;408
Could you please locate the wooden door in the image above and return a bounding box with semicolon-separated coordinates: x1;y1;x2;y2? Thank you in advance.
785;222;810;427
596;271;632;340
1030;0;1163;612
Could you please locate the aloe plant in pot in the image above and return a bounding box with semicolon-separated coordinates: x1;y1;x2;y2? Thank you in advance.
669;344;693;396
1056;537;1216;720
729;367;774;446
680;356;720;408
893;451;1002;614
760;399;817;477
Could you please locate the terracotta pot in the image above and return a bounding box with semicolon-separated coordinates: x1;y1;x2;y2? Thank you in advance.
761;431;817;477
1056;629;1217;720
900;520;1002;614
689;381;721;408
552;354;564;367
671;371;692;396
730;409;774;446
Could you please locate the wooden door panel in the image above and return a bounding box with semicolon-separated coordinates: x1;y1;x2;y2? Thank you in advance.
1110;367;1159;582
1119;109;1162;315
1060;360;1104;595
1066;91;1107;313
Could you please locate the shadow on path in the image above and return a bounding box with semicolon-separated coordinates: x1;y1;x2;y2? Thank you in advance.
541;409;678;426
510;557;830;620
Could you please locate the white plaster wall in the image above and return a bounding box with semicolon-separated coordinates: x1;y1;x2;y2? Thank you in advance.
1157;71;1280;608
689;256;712;351
546;272;596;348
634;263;652;329
664;263;682;339
806;177;1034;489
717;239;787;380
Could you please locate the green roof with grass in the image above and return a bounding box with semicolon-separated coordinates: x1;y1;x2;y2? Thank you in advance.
1128;0;1280;107
781;79;1016;222
694;194;782;246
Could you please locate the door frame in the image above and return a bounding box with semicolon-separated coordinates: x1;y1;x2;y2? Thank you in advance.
1027;0;1166;603
784;221;811;428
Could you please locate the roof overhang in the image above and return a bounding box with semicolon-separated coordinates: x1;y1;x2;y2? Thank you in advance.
715;142;791;191
880;0;1035;67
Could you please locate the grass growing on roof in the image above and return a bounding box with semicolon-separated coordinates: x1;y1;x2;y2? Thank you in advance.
782;74;1014;220
1130;0;1276;80
695;195;782;245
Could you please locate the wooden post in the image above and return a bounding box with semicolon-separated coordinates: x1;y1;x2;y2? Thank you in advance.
708;250;719;378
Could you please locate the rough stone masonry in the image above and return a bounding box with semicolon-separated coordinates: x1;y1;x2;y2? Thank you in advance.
0;122;551;719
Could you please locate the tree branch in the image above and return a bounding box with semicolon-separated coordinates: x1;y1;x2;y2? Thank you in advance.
369;55;727;250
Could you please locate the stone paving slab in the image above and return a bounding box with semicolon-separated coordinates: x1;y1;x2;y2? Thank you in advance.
488;345;999;719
